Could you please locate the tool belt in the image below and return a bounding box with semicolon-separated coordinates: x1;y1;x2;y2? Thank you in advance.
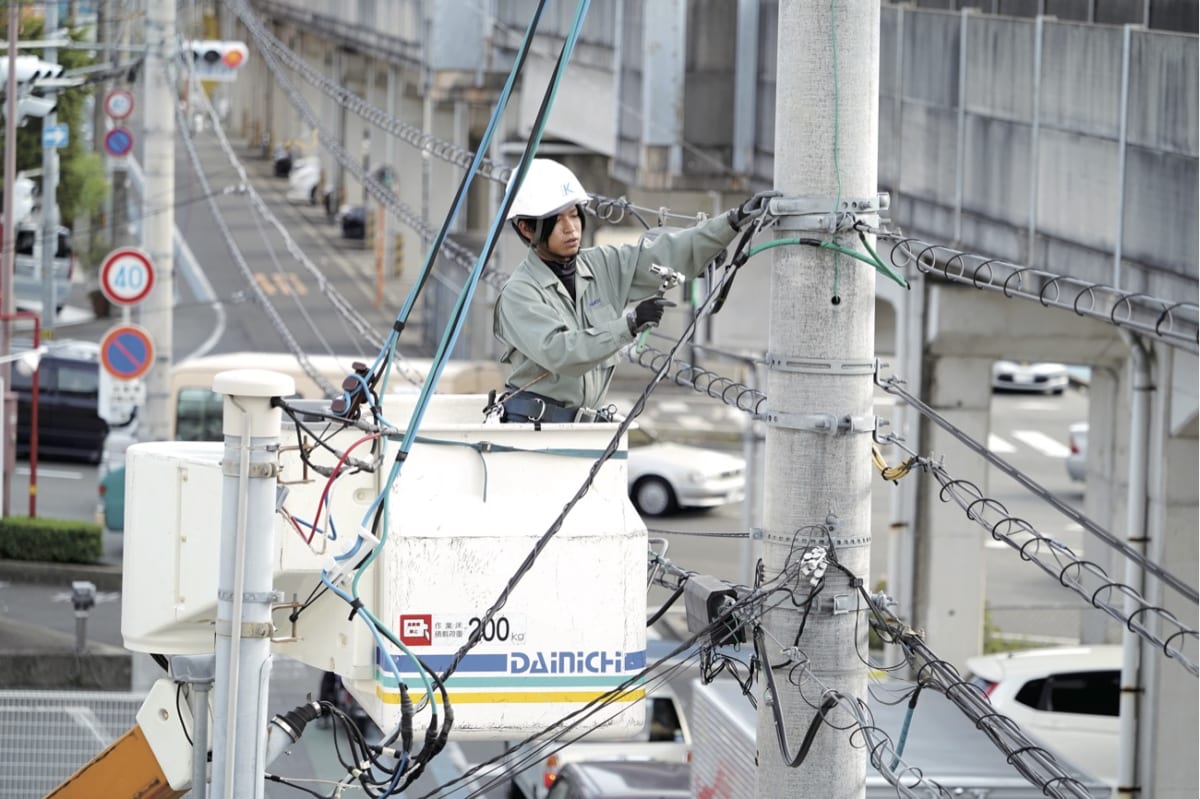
501;390;611;424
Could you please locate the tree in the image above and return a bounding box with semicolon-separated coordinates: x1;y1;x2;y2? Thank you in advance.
0;10;109;228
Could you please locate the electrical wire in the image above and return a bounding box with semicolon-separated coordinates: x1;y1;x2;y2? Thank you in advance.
876;363;1199;606
882;233;1199;354
866;597;1096;798
170;60;342;399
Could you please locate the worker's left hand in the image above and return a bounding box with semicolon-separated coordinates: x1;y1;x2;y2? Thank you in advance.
731;190;780;228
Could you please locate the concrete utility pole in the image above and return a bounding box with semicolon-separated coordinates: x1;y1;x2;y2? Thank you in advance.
142;0;175;442
40;0;60;335
2;2;19;518
757;3;879;798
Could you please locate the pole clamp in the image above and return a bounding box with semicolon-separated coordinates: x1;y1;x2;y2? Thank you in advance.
214;619;275;639
218;590;283;603
765;355;875;376
221;460;280;478
767;193;890;233
761;411;879;435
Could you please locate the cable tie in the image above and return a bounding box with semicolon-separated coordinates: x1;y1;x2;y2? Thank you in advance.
392;320;406;334
356;525;381;549
346;597;364;621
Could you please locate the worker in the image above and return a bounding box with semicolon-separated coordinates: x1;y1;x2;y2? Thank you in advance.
493;158;773;424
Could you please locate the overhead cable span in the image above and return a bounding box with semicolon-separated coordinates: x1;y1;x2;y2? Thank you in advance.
866;599;1096;798
234;11;708;227
170;63;341;399
925;460;1198;676
876;367;1198;606
623;344;766;416
232;0;508;287
888;237;1199;354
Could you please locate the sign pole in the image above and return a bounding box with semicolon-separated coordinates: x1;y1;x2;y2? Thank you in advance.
41;0;61;336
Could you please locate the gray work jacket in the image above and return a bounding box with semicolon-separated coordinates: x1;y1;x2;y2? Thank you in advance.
493;212;742;409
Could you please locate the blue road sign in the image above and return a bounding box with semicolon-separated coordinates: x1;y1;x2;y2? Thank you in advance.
104;126;134;158
43;123;68;149
100;325;154;381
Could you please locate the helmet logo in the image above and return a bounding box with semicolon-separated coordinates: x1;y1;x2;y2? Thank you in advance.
562;182;574;196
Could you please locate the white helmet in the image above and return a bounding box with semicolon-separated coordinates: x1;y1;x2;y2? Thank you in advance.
505;159;590;221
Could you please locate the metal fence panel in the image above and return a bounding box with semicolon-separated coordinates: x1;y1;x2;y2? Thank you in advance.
0;690;146;798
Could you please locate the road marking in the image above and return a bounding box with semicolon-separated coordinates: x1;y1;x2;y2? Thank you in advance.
1013;430;1071;458
254;272;276;295
14;466;82;480
987;434;1016;454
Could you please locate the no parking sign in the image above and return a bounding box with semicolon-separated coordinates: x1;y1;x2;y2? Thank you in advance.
100;325;155;381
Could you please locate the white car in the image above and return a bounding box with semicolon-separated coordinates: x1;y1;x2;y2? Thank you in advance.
1066;422;1088;482
626;427;745;516
991;361;1069;394
507;687;691;799
965;645;1121;785
286;155;321;204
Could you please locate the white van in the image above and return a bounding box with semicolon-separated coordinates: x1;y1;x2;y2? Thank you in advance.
13;221;74;313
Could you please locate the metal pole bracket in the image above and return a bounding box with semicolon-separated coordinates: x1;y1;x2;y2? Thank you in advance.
761;411;880;435
767;192;890;233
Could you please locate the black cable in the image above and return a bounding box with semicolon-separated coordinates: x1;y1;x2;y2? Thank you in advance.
754;626;840;768
646;580;686;627
175;684;193;747
264;772;326;799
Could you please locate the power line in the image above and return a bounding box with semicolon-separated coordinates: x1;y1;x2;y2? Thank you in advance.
876;363;1198;606
187;71;425;387
882;232;1200;354
170;60;341;399
231;9;712;227
865;596;1097;798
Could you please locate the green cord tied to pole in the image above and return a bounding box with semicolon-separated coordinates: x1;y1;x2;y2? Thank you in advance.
745;235;909;290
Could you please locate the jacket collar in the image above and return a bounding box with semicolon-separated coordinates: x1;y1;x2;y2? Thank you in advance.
518;249;595;288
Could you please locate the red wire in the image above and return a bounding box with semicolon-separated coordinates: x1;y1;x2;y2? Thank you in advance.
307;433;382;545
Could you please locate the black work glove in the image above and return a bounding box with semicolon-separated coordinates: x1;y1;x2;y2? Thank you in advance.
731;190;780;229
628;296;676;334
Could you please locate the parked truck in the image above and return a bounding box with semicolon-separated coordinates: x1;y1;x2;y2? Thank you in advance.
689;677;1109;798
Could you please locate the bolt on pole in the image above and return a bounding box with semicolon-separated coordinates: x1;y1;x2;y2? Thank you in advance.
756;2;880;798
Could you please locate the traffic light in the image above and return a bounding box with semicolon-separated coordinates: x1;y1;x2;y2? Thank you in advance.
187;40;250;82
0;55;65;85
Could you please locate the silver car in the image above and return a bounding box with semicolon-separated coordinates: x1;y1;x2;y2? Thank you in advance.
626;427;745;517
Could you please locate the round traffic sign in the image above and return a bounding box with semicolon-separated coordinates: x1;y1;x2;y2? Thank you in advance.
103;88;135;120
99;247;155;306
104;126;134;158
100;325;155;381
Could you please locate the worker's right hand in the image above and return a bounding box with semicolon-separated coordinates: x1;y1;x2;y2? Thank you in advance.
629;296;676;333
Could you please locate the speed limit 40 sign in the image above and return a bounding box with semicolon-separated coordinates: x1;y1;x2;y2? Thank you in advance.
99;247;156;307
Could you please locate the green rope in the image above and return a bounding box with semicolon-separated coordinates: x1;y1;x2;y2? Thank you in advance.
830;0;843;301
744;237;908;289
